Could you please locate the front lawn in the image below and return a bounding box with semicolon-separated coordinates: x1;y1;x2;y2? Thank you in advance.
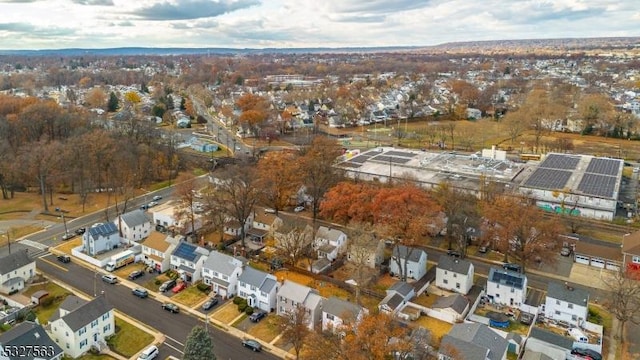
245;315;280;343
107;316;154;358
142;274;171;293
54;238;82;255
212;301;241;324
75;354;117;360
113;262;147;279
171;284;209;307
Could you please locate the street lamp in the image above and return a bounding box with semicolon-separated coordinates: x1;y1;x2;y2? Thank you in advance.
56;208;69;236
1;229;11;254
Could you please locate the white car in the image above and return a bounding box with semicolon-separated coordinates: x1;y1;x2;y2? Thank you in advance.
152;195;162;201
294;206;305;213
147;201;158;208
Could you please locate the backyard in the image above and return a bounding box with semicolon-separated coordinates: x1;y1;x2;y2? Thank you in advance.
412;316;453;346
23;282;72;325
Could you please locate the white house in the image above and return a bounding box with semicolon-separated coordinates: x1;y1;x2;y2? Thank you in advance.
435;255;474;295
347;237;384;269
238;266;280;312
48;295;114;358
379;281;415;315
83;223;121;256
313;226;348;261
114;209;151;243
544;282;589;327
486;267;527;307
150;201;179;229
201;251;246;298
389;245;427;281
321;296;366;333
277;280;324;330
0;251;36;294
432;294;470;322
0;322;64;360
140;232;179;273
170;241;209;283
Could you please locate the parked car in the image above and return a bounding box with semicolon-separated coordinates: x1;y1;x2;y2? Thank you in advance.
137;345;159;360
172;282;187;293
57;255;71;263
140;204;149;210
201;298;219;311
102;274;118;284
560;246;572;256
264;208;276;214
571;348;602;360
162;302;180;313
132;288;149;298
447;249;461;258
159;279;176;292
128;270;144;280
294;206;305;213
242;339;262;352
249;311;267;322
147;201;158;208
75;227;86;235
502;263;522;273
61;232;75;241
152;195;163;201
520;312;534;325
478;244;489;253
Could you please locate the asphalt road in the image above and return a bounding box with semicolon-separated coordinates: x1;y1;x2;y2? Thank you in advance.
36;255;278;360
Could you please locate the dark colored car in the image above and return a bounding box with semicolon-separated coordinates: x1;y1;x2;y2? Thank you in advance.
447;249;461;258
162;303;180;313
242;339;262;352
502;263;522;273
132;288;149;298
75;228;86;235
249;311;267;322
571;348;602;360
128;270;144;280
57;255;71;263
201;298;219;311
159;279;176;292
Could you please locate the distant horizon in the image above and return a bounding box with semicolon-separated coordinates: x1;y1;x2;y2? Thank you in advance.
1;0;638;51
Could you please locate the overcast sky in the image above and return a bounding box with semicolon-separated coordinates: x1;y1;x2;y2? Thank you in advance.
0;0;638;50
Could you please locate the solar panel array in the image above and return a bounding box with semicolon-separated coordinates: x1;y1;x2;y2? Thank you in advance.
385;150;417;158
585;158;621;176
173;242;198;262
541;154;580;170
578;173;618;198
349;155;371;164
523;168;573;190
491;270;524;289
88;222;118;237
371;155;411;164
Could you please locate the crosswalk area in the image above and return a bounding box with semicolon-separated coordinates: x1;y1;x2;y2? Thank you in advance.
18;239;50;258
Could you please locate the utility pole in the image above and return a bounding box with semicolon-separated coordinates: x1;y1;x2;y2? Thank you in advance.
2;229;11;254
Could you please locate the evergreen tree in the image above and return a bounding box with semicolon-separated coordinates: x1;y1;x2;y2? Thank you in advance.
183;326;215;360
166;94;174;110
107;92;119;112
180;97;186;111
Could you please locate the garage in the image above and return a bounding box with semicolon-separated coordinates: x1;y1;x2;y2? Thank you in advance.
606;261;620;272
590;258;605;268
574;241;622;272
575;255;590;265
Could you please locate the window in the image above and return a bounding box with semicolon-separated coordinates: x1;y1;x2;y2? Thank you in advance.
240;282;246;287
80;339;88;348
66;343;70;349
456;283;460;289
78;327;86;335
103;324;111;332
443;279;448;284
326;314;334;320
91;319;99;328
555;310;561;315
511;288;515;293
495;294;500;298
556;300;560;305
572;315;577;321
453;273;457;278
102;313;109;321
568;303;574;309
633;256;640;264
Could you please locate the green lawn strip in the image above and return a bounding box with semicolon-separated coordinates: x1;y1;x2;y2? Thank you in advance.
107;316;154;358
75;354;117;360
171;285;208;307
25;283;72;325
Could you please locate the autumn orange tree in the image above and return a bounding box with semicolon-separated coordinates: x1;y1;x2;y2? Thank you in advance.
256;151;301;215
319;181;378;224
433;181;480;256
236;93;269;132
481;194;564;272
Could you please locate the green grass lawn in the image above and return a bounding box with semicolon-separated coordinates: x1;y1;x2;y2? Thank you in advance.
25;282;72;325
171;284;208;307
74;354;117;360
142;274;171;292
107;317;154;358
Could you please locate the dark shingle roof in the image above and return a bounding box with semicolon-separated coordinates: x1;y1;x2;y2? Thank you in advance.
119;209;150;228
0;321;63;360
388;281;414;297
437;254;472;274
529;327;574;349
323;296;363;319
446;323;508;360
432;294;469;314
547;282;589;306
440;335;487;360
392;245;425;263
0;250;33;274
60;295;113;332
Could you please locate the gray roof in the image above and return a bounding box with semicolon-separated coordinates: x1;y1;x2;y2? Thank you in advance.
0;321;63;360
522;350;554;360
238;266;276;292
323;296;363;319
446;323;508;360
440;335;487;360
380;292;404;311
432;294;469;314
437;254;473;275
119;209;150;228
0;250;33;274
203;251;245;276
59;295;113;332
528;327;574;350
392;245;426;263
388;281;414;297
260;277;278;293
488;267;526;290
547;281;589;306
316;226;346;242
278;280;316;304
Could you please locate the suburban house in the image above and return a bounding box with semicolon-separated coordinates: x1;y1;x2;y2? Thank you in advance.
439;322;508;360
83;222;121;256
622;231;640;273
274;222;314;256
432;294;470;322
248;211;283;244
486;267;528;307
140;232;180;273
524;327;574;360
379;281;415;315
0;250;35;295
277;280;324;330
321;296;367;333
150;201;203;234
0;321;64;360
169;241;209;283
389;245;427;281
114;209;151;243
47;295;114;358
435;255;474;295
223;213;254;238
313;226;348;261
347;236;384;269
237;266;280;312
544;282;589;327
201;251;246;298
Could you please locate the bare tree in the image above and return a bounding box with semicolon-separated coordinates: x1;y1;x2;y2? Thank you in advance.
278;304;311;360
216;164;260;248
174;178;198;237
274;221;313;267
605;269;640;343
346;222;378;304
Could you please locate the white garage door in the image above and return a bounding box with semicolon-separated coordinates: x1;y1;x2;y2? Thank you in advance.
606;262;620;272
591;258;605;268
575;255;590;265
